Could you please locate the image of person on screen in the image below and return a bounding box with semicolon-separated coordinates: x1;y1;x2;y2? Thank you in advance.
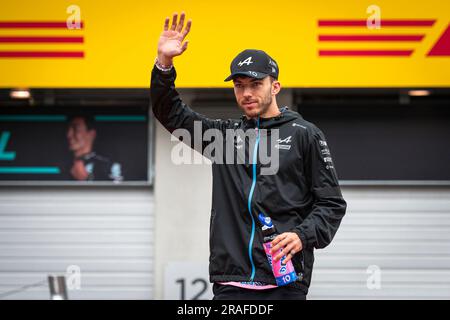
66;115;123;182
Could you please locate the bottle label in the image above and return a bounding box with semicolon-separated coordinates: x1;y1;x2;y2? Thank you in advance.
263;242;298;286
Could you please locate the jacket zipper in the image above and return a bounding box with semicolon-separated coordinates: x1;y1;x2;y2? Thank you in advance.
247;117;260;282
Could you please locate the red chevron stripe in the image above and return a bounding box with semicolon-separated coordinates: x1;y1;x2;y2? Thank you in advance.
318;20;435;27
319;35;424;41
0;51;84;58
319;50;413;56
428;23;450;56
0;36;84;43
0;21;83;29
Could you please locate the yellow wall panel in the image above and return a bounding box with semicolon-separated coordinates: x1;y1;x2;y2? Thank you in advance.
0;0;448;87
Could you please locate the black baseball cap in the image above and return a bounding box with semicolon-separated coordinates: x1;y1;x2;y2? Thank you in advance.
224;49;279;82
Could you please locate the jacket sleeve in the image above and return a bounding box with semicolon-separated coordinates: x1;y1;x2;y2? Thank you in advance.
150;65;226;153
293;127;347;250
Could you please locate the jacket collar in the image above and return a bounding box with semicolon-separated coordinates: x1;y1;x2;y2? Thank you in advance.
241;106;298;129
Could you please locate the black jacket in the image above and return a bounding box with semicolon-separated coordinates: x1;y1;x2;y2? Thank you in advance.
77;152;123;182
150;66;347;294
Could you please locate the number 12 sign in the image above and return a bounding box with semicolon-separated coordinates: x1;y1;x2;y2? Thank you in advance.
164;262;212;300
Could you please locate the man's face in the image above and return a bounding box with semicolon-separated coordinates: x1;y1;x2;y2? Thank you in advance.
67;117;96;153
233;76;277;118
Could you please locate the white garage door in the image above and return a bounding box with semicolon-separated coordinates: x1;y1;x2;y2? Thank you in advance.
309;186;450;300
0;187;154;300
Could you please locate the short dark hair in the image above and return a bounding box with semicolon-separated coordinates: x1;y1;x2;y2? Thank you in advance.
67;114;95;131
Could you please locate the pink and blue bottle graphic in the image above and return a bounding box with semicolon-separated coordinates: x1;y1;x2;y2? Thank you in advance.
258;213;298;286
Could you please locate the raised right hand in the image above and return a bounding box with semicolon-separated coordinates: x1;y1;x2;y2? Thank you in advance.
157;12;192;66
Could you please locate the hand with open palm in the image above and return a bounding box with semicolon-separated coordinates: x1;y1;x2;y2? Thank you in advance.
157;12;192;66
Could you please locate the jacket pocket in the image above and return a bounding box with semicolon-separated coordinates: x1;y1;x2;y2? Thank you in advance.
292;251;305;281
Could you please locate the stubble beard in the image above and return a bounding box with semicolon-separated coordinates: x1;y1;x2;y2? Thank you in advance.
239;91;273;119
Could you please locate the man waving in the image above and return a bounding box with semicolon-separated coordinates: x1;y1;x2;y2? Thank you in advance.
151;12;346;300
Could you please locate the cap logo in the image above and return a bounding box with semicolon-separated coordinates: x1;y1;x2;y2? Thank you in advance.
238;56;253;67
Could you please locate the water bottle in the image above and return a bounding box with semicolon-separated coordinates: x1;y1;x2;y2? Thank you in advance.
258;213;298;286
